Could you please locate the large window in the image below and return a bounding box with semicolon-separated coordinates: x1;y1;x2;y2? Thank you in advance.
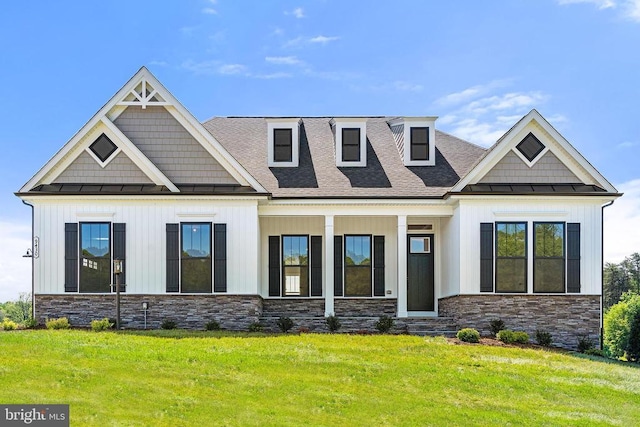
410;127;429;161
495;223;527;293
342;128;361;162
273;128;293;162
80;223;111;293
181;223;212;293
282;235;309;296
534;223;565;293
344;235;372;296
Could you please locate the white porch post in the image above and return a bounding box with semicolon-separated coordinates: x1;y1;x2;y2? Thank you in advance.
397;215;408;318
324;215;335;316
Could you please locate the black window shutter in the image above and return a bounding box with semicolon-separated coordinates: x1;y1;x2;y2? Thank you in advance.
334;235;343;297
113;223;126;292
374;236;385;296
480;223;494;292
567;223;581;293
311;236;322;296
166;223;179;293
268;236;280;297
64;223;78;292
214;224;227;292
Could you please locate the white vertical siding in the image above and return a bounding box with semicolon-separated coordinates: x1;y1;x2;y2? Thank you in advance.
440;206;460;298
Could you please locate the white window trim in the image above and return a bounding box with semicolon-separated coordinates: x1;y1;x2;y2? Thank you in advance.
267;118;300;167
332;118;367;167
388;117;436;166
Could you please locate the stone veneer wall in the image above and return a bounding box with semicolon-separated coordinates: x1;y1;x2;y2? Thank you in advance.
438;294;600;349
334;299;397;317
36;294;262;330
262;298;325;317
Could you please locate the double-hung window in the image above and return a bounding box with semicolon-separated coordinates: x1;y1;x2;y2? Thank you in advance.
534;222;565;293
344;235;372;296
273;128;293;162
341;128;361;162
495;222;527;293
282;235;309;296
410;127;429;161
80;222;111;293
181;223;212;293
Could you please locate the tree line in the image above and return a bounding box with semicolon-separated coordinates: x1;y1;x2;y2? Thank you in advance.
0;293;32;323
604;253;640;311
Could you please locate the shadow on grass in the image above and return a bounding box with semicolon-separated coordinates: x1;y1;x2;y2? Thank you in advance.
115;329;284;339
569;351;640;368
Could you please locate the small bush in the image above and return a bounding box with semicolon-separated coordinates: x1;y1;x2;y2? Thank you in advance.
604;292;640;358
205;320;221;331
46;317;70;330
277;316;294;333
577;335;595;353
248;322;263;332
626;310;640;363
456;328;480;343
161;318;177;330
91;318;113;332
535;330;553;347
489;319;506;336
298;326;310;334
584;348;606;358
375;315;395;333
326;315;341;332
2;319;18;331
497;329;529;344
23;318;38;329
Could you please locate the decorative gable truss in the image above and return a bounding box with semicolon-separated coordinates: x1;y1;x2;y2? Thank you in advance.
451;109;617;193
20;67;266;194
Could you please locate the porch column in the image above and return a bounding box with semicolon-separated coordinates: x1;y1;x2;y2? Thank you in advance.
324;215;335;316
397;215;408;318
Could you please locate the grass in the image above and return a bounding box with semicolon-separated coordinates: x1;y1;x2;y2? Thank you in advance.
1;330;639;426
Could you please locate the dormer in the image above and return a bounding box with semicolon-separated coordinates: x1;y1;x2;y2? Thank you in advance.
387;117;437;166
331;118;367;167
267;118;301;167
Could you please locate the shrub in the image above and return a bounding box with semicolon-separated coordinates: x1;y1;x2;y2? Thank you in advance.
23;318;38;329
456;328;480;343
375;315;394;333
91;318;113;332
584;348;606;358
2;319;18;331
248;322;263;332
161;318;177;330
604;292;640;358
298;327;310;334
626;310;640;362
535;330;553;347
497;330;529;344
577;335;595;353
489;319;506;336
326;315;341;332
276;316;294;333
205;320;221;331
46;317;70;330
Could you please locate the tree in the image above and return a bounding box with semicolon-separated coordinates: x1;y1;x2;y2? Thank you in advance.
626;311;640;363
604;262;630;311
2;293;32;323
604;292;640;359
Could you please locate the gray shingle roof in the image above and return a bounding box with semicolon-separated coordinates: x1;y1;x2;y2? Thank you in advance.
202;117;486;198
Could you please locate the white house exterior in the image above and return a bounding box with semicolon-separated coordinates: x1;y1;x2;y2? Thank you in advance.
16;68;619;348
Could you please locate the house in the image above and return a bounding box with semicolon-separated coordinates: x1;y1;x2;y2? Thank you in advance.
16;67;620;348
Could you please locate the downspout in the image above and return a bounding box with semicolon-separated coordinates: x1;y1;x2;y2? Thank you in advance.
601;199;615;350
21;200;35;320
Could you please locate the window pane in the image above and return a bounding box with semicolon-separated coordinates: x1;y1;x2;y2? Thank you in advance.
282;236;309;297
181;223;211;293
345;236;372;296
496;223;526;257
273;128;292;162
283;266;309;296
411;144;428;161
410;127;429;160
80;223;111;293
283;236;308;266
345;236;371;266
535;223;564;257
410;237;430;253
342;128;361;161
496;259;526;292
182;224;211;257
345;267;372;297
534;259;565;293
181;258;212;293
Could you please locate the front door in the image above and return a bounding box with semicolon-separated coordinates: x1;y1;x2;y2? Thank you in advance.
407;234;434;312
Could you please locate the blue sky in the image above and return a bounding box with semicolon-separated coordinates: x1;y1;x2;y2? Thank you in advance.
1;0;640;300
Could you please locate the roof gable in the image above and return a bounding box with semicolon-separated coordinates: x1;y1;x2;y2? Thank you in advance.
451;110;618;194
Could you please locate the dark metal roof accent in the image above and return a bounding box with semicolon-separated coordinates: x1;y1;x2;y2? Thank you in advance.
24;184;259;195
459;183;609;195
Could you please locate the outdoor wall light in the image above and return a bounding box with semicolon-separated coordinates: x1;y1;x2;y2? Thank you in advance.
142;302;148;310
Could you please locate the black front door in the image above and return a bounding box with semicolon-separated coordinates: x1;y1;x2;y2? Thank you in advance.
407;234;434;311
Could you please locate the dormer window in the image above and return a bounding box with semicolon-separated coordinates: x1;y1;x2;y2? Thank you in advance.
267;119;300;167
388;117;437;166
332;118;367;167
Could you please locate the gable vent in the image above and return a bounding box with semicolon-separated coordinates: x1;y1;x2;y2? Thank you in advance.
89;134;118;163
516;132;545;163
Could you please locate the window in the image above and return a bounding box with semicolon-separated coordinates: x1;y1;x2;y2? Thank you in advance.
273;128;293;162
344;235;372;296
80;223;111;293
410;236;431;253
495;223;527;293
534;223;565;293
181;223;212;293
282;236;309;296
342;128;361;162
410;127;429;161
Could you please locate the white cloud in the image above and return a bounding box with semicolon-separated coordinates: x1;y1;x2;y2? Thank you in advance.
181;60;247;76
624;0;640;20
265;56;304;66
557;0;616;9
285;7;305;18
218;63;246;75
434;79;512;107
148;60;168;67
202;7;218;15
283;35;340;48
0;220;31;303
558;0;640;21
616;141;638;149
309;35;340;44
604;179;640;262
253;72;292;79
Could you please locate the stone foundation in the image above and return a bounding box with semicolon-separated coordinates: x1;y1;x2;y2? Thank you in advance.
262;298;325;317
334;298;397;317
35;294;262;330
438;294;601;349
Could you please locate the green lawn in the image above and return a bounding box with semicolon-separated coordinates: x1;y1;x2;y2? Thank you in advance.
1;330;638;426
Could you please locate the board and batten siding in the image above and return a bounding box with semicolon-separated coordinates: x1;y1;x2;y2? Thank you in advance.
440;206;461;298
456;198;604;295
31;199;260;295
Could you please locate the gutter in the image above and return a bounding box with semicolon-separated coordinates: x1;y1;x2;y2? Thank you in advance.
601;199;615;350
21;200;35;320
